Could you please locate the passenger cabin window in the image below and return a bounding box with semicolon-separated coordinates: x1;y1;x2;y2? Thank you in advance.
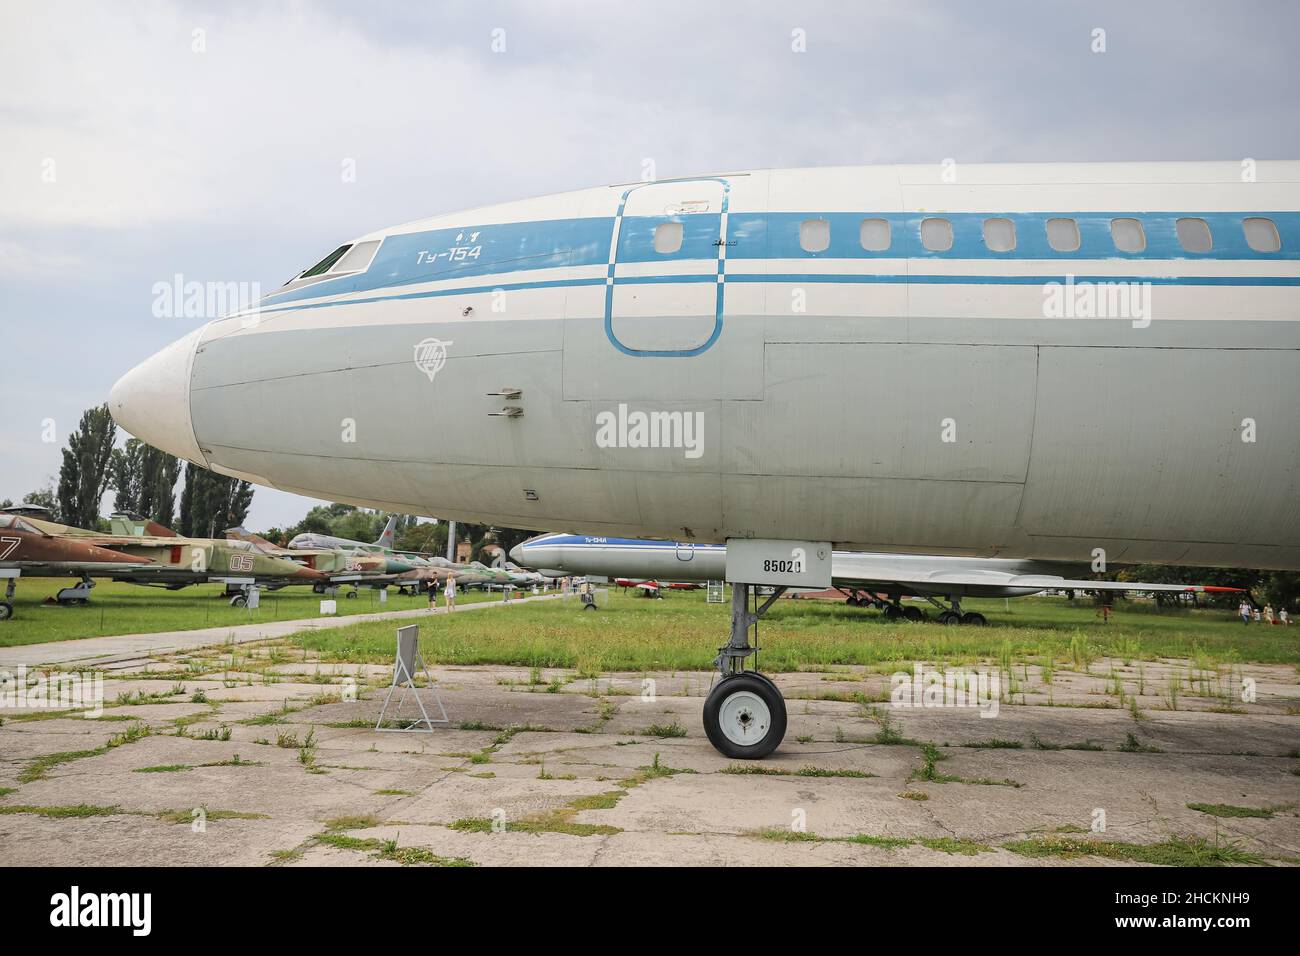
1242;217;1281;252
920;217;953;252
860;218;891;251
800;219;830;253
1176;217;1213;253
982;218;1016;252
653;221;684;254
1110;218;1146;253
1046;218;1080;252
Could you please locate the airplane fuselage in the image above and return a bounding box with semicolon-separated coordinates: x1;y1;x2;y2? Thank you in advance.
111;162;1300;570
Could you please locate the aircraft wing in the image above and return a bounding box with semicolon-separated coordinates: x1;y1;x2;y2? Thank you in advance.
828;555;1245;597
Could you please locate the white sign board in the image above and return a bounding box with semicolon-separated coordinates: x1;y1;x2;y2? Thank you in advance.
725;538;832;589
320;599;337;615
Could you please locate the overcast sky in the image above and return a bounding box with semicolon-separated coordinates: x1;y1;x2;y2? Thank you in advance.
2;0;1297;529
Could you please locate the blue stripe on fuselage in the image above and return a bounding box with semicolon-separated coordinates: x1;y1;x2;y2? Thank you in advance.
256;210;1300;314
524;534;724;551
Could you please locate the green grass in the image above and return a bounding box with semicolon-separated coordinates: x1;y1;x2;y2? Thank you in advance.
0;576;506;646
18;722;151;782
0;803;125;818
283;591;1297;670
1187;802;1286;819
316;831;474;866
448;812;621;837
6;585;1292;675
1003;834;1263;866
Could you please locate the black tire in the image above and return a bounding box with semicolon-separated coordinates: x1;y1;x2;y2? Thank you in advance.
939;610;961;625
345;591;357;600
903;605;924;622
230;594;247;608
845;596;860;607
883;603;904;621
703;673;787;759
961;612;987;626
0;602;12;621
583;602;597;611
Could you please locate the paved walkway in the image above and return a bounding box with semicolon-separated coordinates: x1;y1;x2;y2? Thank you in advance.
0;592;567;669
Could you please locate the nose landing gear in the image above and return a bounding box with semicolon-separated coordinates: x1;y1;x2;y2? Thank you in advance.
702;584;788;759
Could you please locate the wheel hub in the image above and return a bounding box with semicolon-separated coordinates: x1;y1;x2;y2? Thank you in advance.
718;690;771;746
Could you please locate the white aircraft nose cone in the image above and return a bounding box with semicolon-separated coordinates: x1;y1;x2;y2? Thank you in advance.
109;327;208;466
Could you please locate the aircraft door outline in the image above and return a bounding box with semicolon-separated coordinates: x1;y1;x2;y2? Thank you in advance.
604;177;731;358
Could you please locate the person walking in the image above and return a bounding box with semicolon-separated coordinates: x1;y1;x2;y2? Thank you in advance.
1240;600;1252;625
445;575;457;612
1280;607;1291;626
1264;603;1275;625
426;578;438;612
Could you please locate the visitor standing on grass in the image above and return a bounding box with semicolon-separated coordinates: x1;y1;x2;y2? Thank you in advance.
427;579;438;611
1239;600;1252;625
445;575;457;612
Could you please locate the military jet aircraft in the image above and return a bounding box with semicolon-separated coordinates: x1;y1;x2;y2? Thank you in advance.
0;513;152;619
14;514;328;602
227;526;469;597
288;514;399;553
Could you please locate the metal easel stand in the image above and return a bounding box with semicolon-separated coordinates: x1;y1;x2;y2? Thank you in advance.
376;624;449;732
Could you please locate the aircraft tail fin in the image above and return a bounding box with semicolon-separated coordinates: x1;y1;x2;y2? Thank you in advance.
375;515;399;549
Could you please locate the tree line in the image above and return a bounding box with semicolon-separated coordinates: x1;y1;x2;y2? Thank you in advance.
6;404;254;537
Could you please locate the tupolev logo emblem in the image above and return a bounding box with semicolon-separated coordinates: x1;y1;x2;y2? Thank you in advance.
413;337;453;382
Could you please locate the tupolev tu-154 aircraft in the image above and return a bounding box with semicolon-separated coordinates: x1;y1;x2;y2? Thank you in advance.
110;161;1300;757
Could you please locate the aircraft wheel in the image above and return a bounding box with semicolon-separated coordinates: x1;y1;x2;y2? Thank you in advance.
903;605;924;622
582;602;597;611
0;602;12;621
703;673;787;760
312;584;325;594
845;596;861;607
961;612;987;627
883;604;904;621
939;611;961;625
230;594;248;608
345;590;357;599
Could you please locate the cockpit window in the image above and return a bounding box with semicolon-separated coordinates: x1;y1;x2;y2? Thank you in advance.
301;245;352;278
284;239;384;288
332;240;381;273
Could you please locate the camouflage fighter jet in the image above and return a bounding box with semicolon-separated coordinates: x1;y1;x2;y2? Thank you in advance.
0;513;152;619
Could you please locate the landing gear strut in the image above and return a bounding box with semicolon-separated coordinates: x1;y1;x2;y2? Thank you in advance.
924;595;986;626
703;584;788;759
0;572;16;621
